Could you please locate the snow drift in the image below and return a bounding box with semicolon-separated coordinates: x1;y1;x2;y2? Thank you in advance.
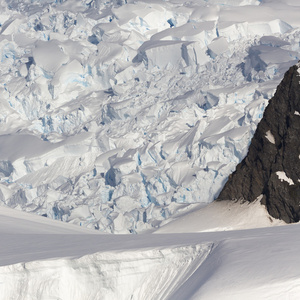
0;206;299;300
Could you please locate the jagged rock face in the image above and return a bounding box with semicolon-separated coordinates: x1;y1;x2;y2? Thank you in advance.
217;64;300;223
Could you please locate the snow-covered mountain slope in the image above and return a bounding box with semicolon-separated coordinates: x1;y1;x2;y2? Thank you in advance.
1;205;300;300
218;63;300;223
155;198;285;233
1;0;300;232
0;204;100;234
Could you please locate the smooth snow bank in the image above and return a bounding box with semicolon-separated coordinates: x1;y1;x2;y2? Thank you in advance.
169;224;300;300
0;202;299;300
0;205;99;234
0;244;212;300
0;209;299;300
156;199;285;233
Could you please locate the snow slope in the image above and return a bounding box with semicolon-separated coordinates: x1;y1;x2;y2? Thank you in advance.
156;198;285;233
1;0;300;232
0;205;300;300
0;204;99;234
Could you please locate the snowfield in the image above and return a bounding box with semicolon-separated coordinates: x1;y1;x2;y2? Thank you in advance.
0;0;300;233
0;205;300;299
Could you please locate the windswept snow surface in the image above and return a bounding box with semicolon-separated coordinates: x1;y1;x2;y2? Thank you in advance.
156;198;285;233
1;0;300;232
1;206;300;300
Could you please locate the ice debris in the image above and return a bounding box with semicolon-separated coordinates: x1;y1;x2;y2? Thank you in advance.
0;0;300;232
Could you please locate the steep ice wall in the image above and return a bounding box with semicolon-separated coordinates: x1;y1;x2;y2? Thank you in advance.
0;0;300;232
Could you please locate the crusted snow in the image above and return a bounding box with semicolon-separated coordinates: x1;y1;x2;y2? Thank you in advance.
0;0;300;233
265;130;275;144
276;171;295;185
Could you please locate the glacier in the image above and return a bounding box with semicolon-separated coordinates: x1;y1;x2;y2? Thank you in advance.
0;0;300;233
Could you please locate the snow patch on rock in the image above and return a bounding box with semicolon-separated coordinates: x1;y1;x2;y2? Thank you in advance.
276;171;294;185
265;130;275;144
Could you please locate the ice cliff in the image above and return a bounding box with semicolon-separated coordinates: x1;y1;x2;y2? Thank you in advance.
0;0;300;232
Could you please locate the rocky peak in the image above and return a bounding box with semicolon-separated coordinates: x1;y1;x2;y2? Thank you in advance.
217;63;300;223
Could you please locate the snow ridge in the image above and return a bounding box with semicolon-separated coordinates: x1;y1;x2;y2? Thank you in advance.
0;243;213;300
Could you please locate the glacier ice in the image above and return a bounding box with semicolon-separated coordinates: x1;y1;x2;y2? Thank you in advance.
0;0;300;233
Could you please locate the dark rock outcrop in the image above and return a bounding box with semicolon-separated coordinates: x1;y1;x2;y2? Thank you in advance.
217;64;300;223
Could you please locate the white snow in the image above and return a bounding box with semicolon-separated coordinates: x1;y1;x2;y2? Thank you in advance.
1;0;300;298
265;130;276;144
0;205;99;235
276;171;295;185
156;198;285;233
0;202;299;300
